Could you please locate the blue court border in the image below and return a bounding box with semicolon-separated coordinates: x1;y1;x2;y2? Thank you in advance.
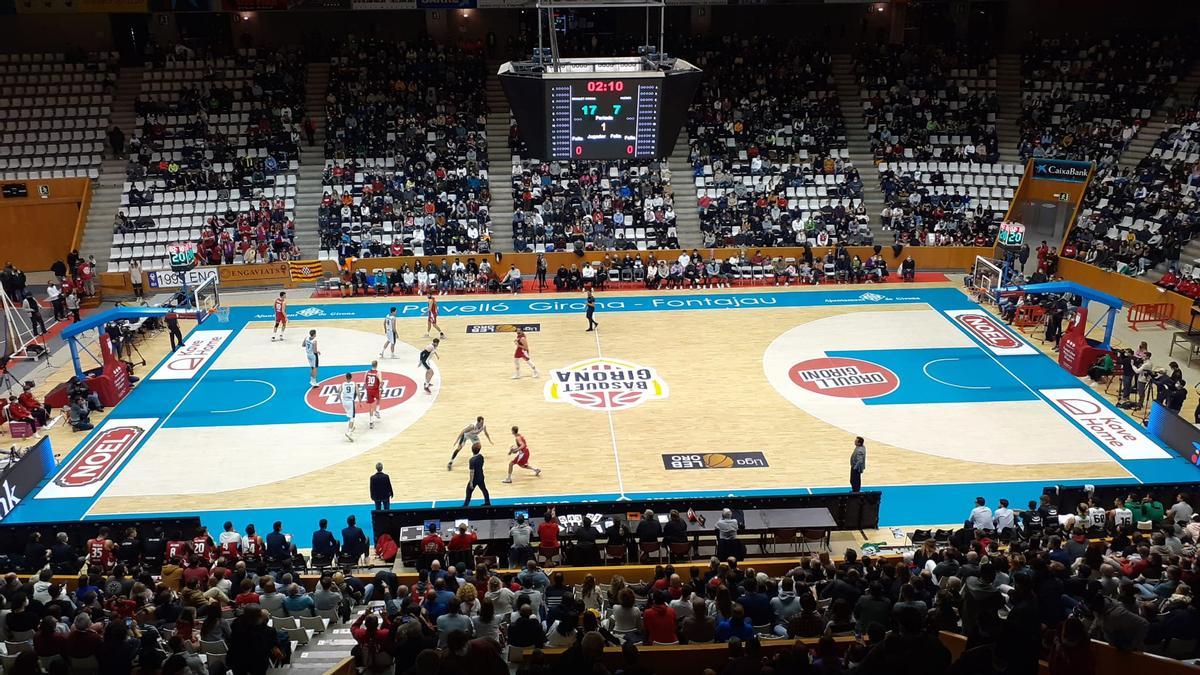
8;286;1198;531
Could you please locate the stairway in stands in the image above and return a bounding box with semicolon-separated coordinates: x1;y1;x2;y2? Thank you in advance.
80;67;142;271
1120;62;1200;172
265;606;367;675
667;129;703;249
484;58;515;252
294;62;328;260
995;54;1023;165
830;54;884;240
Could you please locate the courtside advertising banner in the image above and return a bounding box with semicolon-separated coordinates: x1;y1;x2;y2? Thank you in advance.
0;436;56;520
146;266;219;289
149;330;231;380
36;418;158;500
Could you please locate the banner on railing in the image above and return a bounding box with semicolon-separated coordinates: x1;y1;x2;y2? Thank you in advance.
1031;158;1093;183
288;260;324;282
0;436;56;522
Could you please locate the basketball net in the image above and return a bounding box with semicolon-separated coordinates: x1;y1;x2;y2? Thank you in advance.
0;288;38;362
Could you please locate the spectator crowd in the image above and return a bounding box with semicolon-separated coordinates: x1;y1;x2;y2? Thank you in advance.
319;38;492;263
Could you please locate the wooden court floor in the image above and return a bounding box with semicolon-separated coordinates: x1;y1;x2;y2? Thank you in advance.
74;282;1127;517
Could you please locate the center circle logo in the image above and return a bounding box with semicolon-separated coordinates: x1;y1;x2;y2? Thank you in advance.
544;357;669;412
787;357;899;399
305;370;418;414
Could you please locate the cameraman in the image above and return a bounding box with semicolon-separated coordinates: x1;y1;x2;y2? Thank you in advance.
105;321;124;359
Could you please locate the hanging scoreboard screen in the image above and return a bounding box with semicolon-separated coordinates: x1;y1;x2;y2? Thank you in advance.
500;57;701;161
547;77;661;160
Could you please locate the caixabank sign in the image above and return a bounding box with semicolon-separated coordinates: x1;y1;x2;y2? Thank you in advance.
1032;158;1092;183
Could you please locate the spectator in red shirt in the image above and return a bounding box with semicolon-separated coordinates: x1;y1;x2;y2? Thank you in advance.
65;614;103;659
183;558;210;588
34;616;67;658
419;523;446;568
351;609;393;659
447;522;477;568
537;513;560;549
5;396;37;429
234;578;260;607
642;591;678;645
1157;269;1180;290
18;384;48;427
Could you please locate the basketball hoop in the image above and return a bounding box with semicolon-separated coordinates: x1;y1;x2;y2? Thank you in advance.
213;306;231;324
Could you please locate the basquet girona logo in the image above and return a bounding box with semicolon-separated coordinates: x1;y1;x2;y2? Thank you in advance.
953;313;1020;349
54;426;148;487
789;357;900;399
545;358;669;412
305;371;418;414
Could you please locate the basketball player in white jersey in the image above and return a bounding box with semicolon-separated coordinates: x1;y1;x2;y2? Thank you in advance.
303;329;319;387
379;307;398;358
419;338;439;394
448;416;493;471
512;329;539;379
272;291;288;341
1086;499;1107;531
339;372;358;442
1110;497;1133;529
425;294;446;339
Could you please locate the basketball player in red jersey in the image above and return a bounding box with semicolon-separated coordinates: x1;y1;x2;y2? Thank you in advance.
271;291;288;341
512;329;540;379
191;526;216;563
365;360;383;429
86;527;116;572
425;294;446;339
503;425;541;483
242;524;265;559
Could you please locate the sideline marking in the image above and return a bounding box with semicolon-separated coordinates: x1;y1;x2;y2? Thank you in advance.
921;358;991;391
211;379;278;414
591;327;628;501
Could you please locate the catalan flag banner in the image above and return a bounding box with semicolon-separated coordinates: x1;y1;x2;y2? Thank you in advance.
288;260;324;283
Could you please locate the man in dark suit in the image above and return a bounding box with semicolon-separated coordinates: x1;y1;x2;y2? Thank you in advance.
636;509;663;562
265;521;290;562
370;462;393;510
342;515;369;564
311;519;339;562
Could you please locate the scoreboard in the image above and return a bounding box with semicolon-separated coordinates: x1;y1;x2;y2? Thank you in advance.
499;56;701;162
547;78;661;160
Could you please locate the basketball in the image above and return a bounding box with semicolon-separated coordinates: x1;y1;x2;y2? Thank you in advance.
471;442;481;451
704;454;734;469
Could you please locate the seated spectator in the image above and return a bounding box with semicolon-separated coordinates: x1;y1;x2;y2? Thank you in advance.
715;603;754;642
506;603;545;650
641;591;678;645
681;598;716;644
281;584;316;617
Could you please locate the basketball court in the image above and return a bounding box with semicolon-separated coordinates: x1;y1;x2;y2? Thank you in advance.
8;281;1188;529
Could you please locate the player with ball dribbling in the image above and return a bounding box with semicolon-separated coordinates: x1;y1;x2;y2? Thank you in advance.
503;426;541;484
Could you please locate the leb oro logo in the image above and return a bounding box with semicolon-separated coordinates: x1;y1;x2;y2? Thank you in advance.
55;425;147;487
305;371;418;414
545;357;669;412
